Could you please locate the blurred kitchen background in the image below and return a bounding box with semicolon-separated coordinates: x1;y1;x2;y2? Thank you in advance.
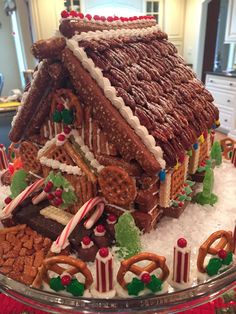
0;0;236;147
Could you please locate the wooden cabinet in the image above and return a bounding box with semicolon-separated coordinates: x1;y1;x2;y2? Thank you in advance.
225;0;236;42
163;0;186;55
205;74;236;132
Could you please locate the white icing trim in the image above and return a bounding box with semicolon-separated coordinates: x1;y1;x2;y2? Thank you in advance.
66;27;166;168
38;138;57;158
40;156;82;175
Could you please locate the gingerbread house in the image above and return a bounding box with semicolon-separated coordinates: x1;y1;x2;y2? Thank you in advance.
8;14;219;232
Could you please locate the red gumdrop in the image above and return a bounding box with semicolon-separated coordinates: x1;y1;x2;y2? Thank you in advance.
70;10;78;17
61;10;70;18
82;236;91;245
61;274;71;286
108;214;117;222
53;197;63;206
107;16;114;22
218;249;227;259
100;16;106;22
4;196;12;205
99;247;109;258
78;12;84;19
141;273;151;284
58;134;66;142
63;126;71;134
177;238;187;248
85;14;92;20
178;201;184;207
114;16;119;20
93;15;101;21
55;189;63;197
47;193;55;201
57;103;65;112
96;224;105;233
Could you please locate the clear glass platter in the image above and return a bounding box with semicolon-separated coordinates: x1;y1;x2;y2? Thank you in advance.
0;263;235;314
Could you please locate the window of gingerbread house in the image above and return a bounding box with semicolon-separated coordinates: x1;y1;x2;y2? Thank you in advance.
198;139;209;166
170;162;186;200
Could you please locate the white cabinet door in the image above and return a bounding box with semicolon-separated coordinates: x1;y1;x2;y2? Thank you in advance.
225;0;236;42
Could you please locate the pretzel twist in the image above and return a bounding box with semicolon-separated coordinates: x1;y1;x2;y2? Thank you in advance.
32;255;93;289
117;252;169;289
197;230;234;273
220;138;236;160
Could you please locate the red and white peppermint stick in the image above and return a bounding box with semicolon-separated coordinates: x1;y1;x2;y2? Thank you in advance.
0;178;44;219
0;144;9;171
84;202;104;229
32;190;47;205
51;196;105;253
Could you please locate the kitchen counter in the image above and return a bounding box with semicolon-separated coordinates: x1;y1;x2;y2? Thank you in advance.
0;103;19;148
206;71;236;78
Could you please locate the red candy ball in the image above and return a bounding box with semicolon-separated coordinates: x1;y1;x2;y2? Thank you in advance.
61;274;71;286
54;197;63;206
96;224;105;233
218;249;227;259
57;103;65;112
78;13;84;19
85;14;92;20
177;238;187;248
141;272;151;284
178;201;184;207
61;10;70;18
99;247;109;257
108;214;117;222
58;134;65;142
93;15;101;21
55;189;63;197
4;196;12;205
0;144;3;148
44;181;53;192
47;193;55;201
107;16;114;22
63;126;71;134
82;236;91;245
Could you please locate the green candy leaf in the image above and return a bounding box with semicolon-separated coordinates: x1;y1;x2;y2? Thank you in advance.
184;186;192;195
172;200;179;207
53;110;62;123
146;275;163;293
49;276;65;292
187;150;192;157
115;212;141;259
62;109;74;125
127;278;145;296
185;180;195;187
178;194;186;202
10;169;28;198
61;190;77;206
222;252;233;265
66;278;84;296
206;257;222;276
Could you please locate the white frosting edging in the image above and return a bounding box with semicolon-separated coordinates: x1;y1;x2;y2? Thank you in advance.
40;156;82;175
66;27;166;169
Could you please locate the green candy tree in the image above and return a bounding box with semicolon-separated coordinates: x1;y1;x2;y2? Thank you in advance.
115;212;142;259
210;141;222;166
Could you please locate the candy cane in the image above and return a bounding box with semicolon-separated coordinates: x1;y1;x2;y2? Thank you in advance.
84;202;104;229
51;197;105;253
0;144;9;171
32;190;47;205
0;178;44;219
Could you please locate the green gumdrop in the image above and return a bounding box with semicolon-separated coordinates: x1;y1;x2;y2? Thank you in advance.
53;110;62;123
127;278;145;296
115;212;141;259
206;258;222;276
210;141;222;166
222;252;233;265
66;279;84;296
62;109;74;125
10;169;28;198
146;275;162;293
49;276;65;292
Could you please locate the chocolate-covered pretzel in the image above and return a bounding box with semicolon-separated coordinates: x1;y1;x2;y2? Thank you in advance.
31;37;66;60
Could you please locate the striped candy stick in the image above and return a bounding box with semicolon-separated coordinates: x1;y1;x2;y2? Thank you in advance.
172;238;191;286
51;197;105;253
233;220;236;255
231;147;236;167
0;178;44;219
95;247;114;293
0;144;9;171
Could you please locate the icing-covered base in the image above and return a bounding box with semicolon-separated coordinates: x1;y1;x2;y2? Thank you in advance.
90;286;116;298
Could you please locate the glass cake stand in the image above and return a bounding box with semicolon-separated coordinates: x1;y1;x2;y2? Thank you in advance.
0;263;235;313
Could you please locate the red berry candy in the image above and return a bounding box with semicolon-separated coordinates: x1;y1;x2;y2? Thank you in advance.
54;197;63;206
85;14;92;20
107;16;114;22
93;15;101;21
177;238;187;248
178;201;184;207
47;193;55;201
0;144;3;148
61;274;71;286
63;126;71;134
55;188;63;197
78;12;84;19
108;214;117;222
58;134;66;142
57;103;65;112
218;249;227;259
82;236;91;245
141;272;151;284
4;196;12;205
70;10;78;17
61;10;70;18
96;224;105;233
114;16;119;21
44;181;53;193
99;247;109;258
100;16;106;22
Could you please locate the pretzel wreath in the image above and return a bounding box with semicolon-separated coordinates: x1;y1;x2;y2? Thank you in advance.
51;88;83;127
220;138;236;160
117;252;169;289
32;255;93;289
197;230;234;273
